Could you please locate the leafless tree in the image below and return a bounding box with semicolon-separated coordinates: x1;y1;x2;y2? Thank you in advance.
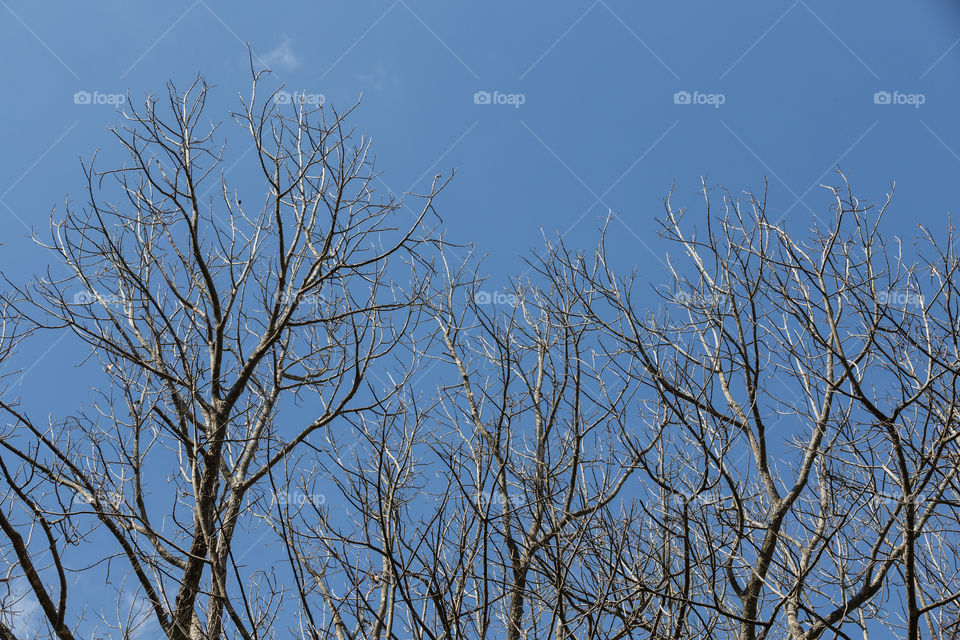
3;65;960;640
283;175;960;640
271;247;657;640
537;176;960;639
0;65;446;640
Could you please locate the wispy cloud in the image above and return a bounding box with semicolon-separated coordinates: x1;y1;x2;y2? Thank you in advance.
2;579;41;638
357;64;398;92
261;37;300;70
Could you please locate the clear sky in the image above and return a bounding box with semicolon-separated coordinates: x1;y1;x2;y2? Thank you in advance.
2;1;959;275
1;2;959;634
3;0;960;402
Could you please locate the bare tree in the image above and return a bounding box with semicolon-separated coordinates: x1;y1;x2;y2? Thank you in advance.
538;176;960;639
283;174;960;640
3;63;960;640
271;246;662;640
0;66;446;640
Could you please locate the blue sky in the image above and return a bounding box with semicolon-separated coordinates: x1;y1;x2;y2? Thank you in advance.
1;2;959;635
3;2;959;279
3;1;959;406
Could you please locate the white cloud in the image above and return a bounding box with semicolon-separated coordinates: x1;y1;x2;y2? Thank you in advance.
2;579;41;638
357;65;398;92
261;38;300;71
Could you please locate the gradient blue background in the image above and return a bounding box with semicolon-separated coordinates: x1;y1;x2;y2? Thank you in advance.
4;0;959;415
1;2;959;635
